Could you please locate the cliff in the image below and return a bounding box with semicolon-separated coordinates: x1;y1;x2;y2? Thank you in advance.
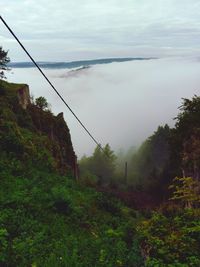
0;80;77;177
28;105;77;176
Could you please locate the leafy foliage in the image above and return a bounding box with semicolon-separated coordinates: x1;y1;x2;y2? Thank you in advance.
0;161;143;266
171;95;200;180
175;95;200;136
0;46;10;79
137;209;200;266
35;96;49;110
128;125;171;195
169;177;200;208
79;144;117;186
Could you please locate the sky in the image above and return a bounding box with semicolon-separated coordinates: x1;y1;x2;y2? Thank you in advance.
1;0;200;61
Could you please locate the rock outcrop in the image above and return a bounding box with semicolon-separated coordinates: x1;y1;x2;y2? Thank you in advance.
17;85;30;109
28;105;78;176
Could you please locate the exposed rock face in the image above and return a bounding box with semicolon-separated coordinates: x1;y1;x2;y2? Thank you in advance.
17;85;30;109
28;105;78;177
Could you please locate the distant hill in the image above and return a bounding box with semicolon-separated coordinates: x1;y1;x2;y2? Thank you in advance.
8;57;156;69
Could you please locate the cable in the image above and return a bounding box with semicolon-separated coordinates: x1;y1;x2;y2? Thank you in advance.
0;15;104;152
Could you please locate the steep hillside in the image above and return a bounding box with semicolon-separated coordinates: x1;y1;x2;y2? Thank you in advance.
0;80;143;266
0;161;143;266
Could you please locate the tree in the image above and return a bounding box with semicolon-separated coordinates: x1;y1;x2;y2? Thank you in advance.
169;176;200;208
79;144;116;186
182;128;200;180
129;125;171;194
171;95;200;179
92;144;116;184
0;46;10;80
35;96;49;110
175;95;200;135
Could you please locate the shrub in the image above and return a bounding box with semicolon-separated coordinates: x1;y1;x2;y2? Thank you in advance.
96;194;122;215
137;209;200;266
51;186;73;215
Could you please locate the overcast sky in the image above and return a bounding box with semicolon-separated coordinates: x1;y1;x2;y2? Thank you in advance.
1;0;200;61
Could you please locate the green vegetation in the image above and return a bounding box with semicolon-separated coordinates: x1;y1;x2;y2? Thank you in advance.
78;95;200;266
1;48;200;266
79;96;200;200
0;46;10;79
79;124;172;196
128;125;171;194
134;95;200;266
79;144;117;186
35;96;49;110
0;79;144;266
0;161;144;266
169;176;200;208
137;208;200;266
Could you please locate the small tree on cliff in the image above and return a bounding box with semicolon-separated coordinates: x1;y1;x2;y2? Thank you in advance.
0;46;10;79
35;96;49;110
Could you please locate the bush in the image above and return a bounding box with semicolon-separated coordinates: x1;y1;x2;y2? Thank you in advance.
137;209;200;266
79;171;98;187
96;194;122;215
0;121;24;155
51;186;73;215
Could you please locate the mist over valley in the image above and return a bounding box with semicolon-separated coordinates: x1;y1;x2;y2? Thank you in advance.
7;57;200;157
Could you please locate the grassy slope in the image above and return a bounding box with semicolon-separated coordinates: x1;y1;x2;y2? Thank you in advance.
0;165;143;267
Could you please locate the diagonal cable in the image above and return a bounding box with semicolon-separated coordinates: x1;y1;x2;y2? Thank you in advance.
0;15;104;152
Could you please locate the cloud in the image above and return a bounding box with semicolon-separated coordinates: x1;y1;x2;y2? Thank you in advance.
7;58;200;157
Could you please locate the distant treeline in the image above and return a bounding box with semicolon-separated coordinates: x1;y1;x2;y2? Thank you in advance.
8;57;155;69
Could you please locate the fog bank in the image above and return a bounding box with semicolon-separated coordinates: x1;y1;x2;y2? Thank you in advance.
7;58;200;157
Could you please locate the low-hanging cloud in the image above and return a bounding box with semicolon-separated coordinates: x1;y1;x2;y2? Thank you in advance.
7;58;200;157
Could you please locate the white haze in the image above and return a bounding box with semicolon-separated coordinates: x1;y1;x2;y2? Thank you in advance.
7;58;200;158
